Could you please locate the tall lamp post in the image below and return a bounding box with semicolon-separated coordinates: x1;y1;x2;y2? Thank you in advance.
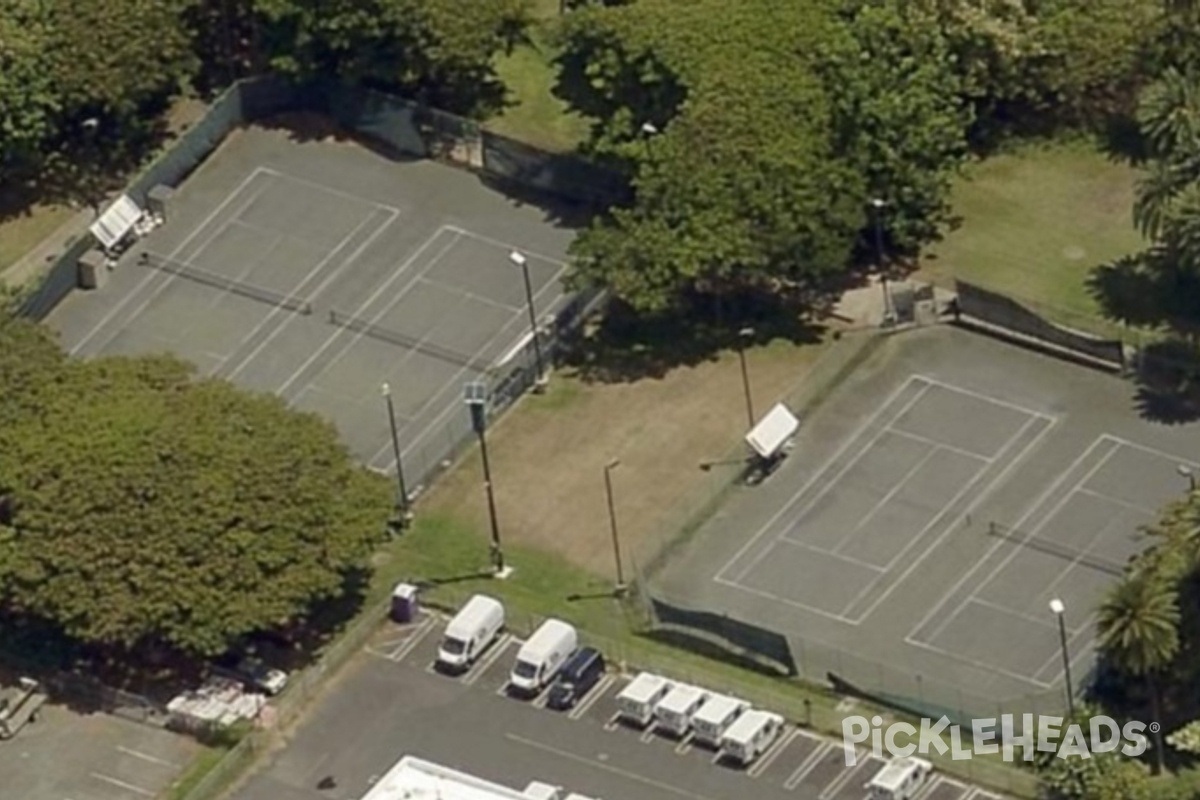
465;381;509;577
734;327;756;429
381;383;412;527
869;197;895;324
603;459;626;593
509;250;547;392
1049;598;1076;720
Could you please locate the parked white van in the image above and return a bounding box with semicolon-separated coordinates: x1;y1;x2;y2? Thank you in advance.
653;683;709;737
719;709;785;766
510;619;577;696
691;694;749;747
867;757;932;800
437;594;505;672
615;672;674;727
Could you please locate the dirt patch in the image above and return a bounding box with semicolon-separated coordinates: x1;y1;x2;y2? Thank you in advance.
421;340;829;579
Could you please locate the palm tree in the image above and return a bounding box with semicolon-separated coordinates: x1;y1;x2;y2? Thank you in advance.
1096;573;1181;772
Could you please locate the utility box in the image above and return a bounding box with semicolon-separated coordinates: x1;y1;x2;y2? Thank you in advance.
146;184;175;220
390;583;419;623
77;249;109;290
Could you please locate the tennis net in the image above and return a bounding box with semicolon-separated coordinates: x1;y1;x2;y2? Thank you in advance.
327;309;491;372
986;522;1127;576
139;252;313;315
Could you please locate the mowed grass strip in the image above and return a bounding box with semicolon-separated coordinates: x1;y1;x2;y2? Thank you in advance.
920;142;1145;327
487;0;590;152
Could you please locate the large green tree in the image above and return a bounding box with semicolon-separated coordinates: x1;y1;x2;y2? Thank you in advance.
0;326;391;656
1097;572;1181;772
556;0;969;313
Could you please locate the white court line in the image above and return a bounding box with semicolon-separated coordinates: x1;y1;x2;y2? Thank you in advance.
369;246;573;472
1074;487;1160;517
1100;433;1200;473
722;378;935;585
259;166;403;215
776;537;888;573
420;275;525;314
219;205;399;379
965;596;1062;632
506;733;717;800
1033;627;1101;686
904;434;1111;644
919;438;1121;646
446;226;568;268
713;376;930;584
91;773;155;797
275;227;460;397
905;637;1054;689
70;168;269;355
831;446;941;557
884;427;993;462
713;577;861;623
912;374;1050;418
849;412;1056;623
116;746;180;768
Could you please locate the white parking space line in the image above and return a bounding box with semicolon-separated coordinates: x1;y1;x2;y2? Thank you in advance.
569;674;616;720
819;755;881;800
91;773;155;797
463;634;515;686
784;741;834;790
748;727;799;778
116;746;179;768
389;616;438;662
506;733;718;800
639;726;657;743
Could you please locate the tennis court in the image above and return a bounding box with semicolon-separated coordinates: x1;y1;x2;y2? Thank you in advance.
50;127;573;481
653;326;1200;715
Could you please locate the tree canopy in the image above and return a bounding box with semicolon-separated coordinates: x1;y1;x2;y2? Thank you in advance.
556;0;970;313
0;320;391;656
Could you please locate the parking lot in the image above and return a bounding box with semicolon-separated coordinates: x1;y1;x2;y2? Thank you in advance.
0;703;197;800
233;611;1008;800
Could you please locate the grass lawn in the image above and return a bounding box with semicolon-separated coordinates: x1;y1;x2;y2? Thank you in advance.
486;0;590;152
919;141;1146;331
0;203;75;277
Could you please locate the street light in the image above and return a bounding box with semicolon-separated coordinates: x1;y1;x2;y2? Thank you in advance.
603;459;626;593
1049;598;1076;720
869;197;895;324
465;381;509;577
509;250;547;392
1178;464;1196;491
735;327;756;429
381;383;412;527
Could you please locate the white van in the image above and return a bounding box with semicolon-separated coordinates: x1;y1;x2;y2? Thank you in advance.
867;757;932;800
509;619;577;696
719;709;784;766
437;594;505;672
615;673;674;727
691;694;749;747
653;683;709;737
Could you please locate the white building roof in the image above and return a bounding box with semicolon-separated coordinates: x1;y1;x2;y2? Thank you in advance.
360;756;600;800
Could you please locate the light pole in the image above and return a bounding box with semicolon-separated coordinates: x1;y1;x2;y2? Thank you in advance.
869;197;895;324
734;327;756;429
1049;598;1076;720
603;459;626;593
465;381;509;577
509;250;547;392
1179;464;1196;491
381;383;412;526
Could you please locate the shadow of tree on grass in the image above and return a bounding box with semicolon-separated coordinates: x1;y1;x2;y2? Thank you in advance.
560;287;829;385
